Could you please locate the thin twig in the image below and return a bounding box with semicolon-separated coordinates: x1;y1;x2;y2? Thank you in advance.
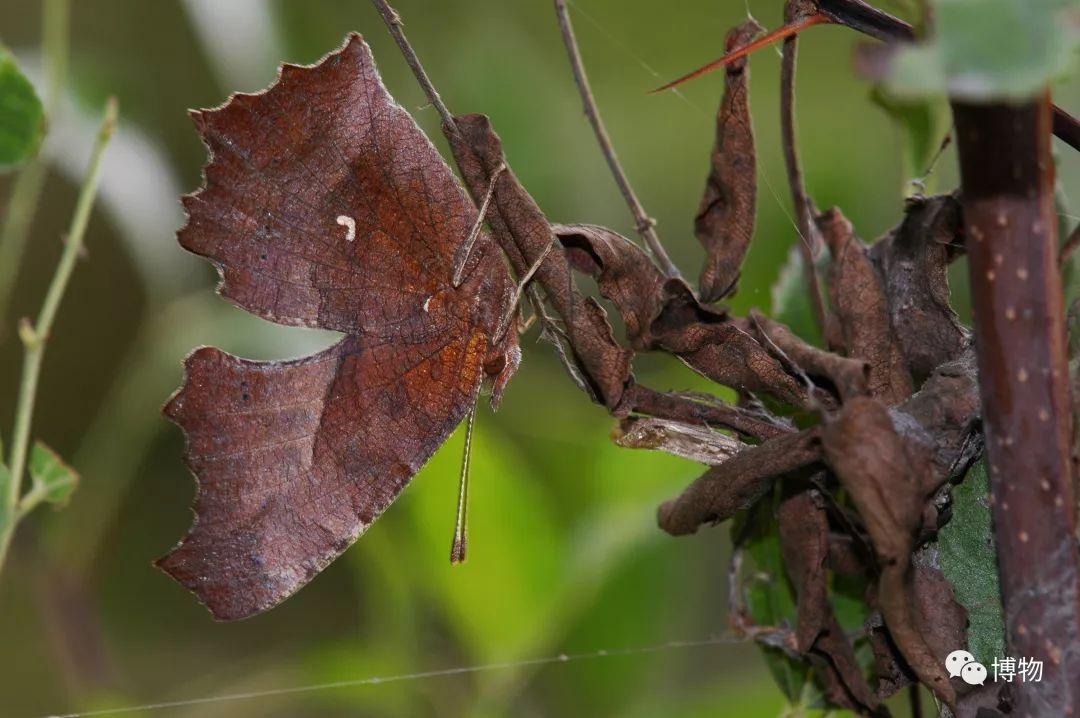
0;98;117;575
0;0;71;335
1053;104;1080;154
370;0;457;134
553;0;681;279
495;238;557;341
452;163;505;286
779;7;832;343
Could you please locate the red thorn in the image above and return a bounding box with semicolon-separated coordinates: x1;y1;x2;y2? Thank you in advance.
649;14;831;94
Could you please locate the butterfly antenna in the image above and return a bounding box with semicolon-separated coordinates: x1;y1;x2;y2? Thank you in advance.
450;399;478;564
649;13;830;94
452;164;506;287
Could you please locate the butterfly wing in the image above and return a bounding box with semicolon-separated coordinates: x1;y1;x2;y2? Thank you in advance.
160;34;517;619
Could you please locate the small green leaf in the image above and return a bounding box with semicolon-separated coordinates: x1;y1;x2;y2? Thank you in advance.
771;247;823;348
732;495;823;708
870;87;949;193
0;48;45;170
1056;176;1079;308
28;441;79;508
886;0;1079;101
937;460;1005;665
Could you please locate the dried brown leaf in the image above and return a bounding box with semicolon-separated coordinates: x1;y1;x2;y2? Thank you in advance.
870;193;968;377
612;416;747;465
657;428;822;535
695;19;764;302
822;397;955;707
750;309;869;402
819;208;913;403
448;116;634;409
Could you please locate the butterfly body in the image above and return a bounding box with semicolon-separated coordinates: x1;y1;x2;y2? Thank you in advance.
160;34;517;620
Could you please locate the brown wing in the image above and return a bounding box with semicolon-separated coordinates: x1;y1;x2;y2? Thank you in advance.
160;34;517;619
179;32;510;335
160;330;489;620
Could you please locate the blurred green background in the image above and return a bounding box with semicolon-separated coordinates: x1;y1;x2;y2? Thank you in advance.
0;1;1076;716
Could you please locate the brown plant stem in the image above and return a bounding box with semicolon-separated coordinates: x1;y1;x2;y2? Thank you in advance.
953;95;1080;715
1053;105;1080;154
779;3;834;344
370;0;457;132
553;0;680;279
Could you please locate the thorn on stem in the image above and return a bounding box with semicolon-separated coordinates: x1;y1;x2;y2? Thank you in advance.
650;14;830;94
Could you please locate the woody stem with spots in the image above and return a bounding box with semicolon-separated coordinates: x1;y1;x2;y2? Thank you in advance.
953;95;1080;714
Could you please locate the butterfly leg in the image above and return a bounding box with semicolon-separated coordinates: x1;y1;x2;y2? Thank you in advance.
495;237;557;342
451;163;506;287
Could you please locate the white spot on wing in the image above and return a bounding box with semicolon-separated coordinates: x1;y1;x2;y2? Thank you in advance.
336;215;356;241
422;296;432;312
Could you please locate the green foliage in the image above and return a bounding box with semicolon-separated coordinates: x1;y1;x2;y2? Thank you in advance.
1057;174;1079;307
936;460;1005;665
731;495;829;713
771;247;823;347
0;48;44;170
28;441;78;508
869;87;949;192
886;0;1079;100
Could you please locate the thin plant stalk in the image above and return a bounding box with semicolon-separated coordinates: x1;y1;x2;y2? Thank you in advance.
553;0;680;279
0;98;117;575
0;0;71;331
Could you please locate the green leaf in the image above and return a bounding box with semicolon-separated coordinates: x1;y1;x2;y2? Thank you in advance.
870;87;949;193
28;441;79;508
0;48;45;170
732;495;820;708
771;247;823;348
1057;173;1079;308
405;422;565;662
936;460;1005;665
886;0;1079;101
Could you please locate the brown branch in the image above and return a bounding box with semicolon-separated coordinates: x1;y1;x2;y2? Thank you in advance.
816;0;914;42
780;1;834;345
370;0;458;133
1053;104;1080;154
953;95;1080;715
552;0;681;279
